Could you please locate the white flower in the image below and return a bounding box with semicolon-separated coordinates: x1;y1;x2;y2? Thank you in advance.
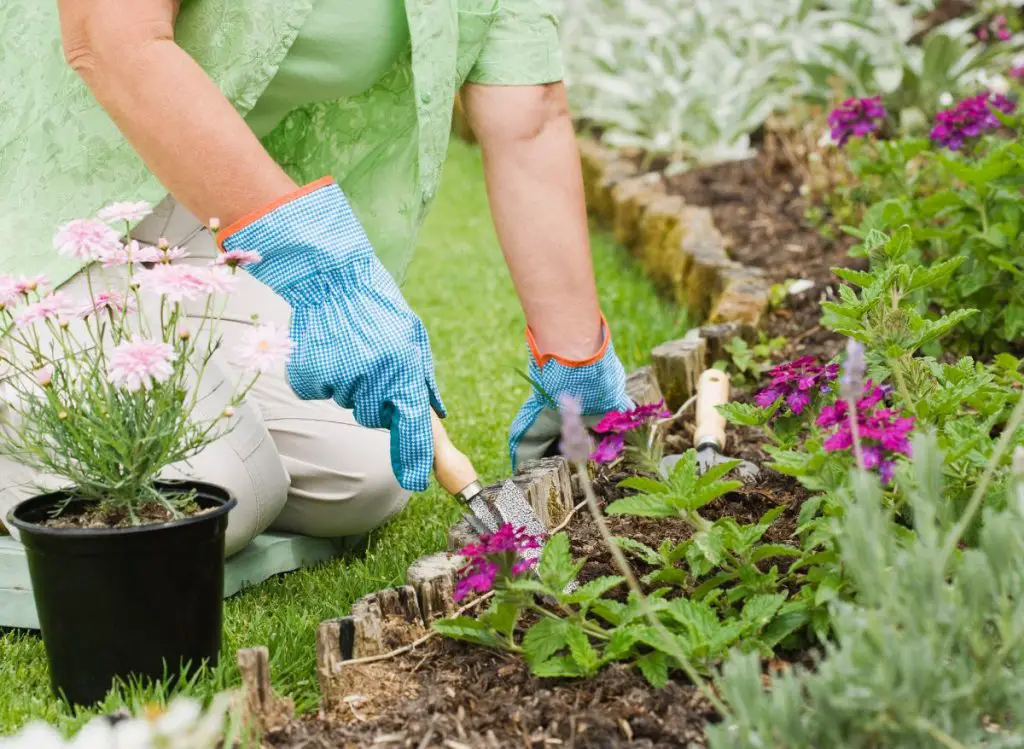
97;201;152;224
232;324;294;373
988;74;1010;96
0;722;66;749
938;91;954;106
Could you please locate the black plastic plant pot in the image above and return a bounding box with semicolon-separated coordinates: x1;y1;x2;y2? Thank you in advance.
8;481;236;707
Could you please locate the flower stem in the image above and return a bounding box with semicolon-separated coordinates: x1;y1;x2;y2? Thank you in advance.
572;460;729;717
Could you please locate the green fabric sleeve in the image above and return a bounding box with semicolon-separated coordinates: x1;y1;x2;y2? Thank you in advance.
464;0;564;85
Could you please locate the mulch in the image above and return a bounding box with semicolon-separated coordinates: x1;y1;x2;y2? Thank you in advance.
264;148;846;748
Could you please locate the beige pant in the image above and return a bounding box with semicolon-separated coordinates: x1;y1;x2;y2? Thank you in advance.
0;198;407;556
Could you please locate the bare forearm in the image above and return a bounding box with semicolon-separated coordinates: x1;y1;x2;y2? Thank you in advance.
462;83;602;360
59;1;295;226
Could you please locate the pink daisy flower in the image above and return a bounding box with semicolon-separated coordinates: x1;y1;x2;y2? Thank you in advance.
96;201;152;224
99;240;162;267
215;250;262;269
15;275;49;295
157;246;189;263
53;219;122;262
0;275;21;309
107;338;176;392
232;324;293;373
14;292;73;328
79;291;137;318
137;265;235;302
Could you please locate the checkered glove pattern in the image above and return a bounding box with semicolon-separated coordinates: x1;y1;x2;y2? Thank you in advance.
221;179;445;492
508;323;633;469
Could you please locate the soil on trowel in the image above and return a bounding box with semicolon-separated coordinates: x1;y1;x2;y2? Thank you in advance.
666;151;860;365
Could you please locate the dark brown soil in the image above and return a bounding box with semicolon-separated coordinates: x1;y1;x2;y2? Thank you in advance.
667;151;860;365
267;635;716;748
39;498;205;529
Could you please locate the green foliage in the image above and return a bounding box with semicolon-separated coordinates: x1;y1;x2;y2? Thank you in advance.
832;117;1024;351
713;335;787;388
709;434;1024;749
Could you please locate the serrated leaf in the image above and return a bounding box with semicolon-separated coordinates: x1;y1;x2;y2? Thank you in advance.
831;267;874;288
563;576;625;605
750;544;802;563
532;655;585;678
717;402;776;427
522;617;569;666
566;627;600;675
432;617;502;648
618;476;670;494
636;651;671;688
740;594;787;628
602;625;643;661
538;533;582;591
591;599;626;626
690;570;739;601
607;493;677;518
614;536;661;566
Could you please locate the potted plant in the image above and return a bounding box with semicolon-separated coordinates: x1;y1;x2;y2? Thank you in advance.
0;202;290;706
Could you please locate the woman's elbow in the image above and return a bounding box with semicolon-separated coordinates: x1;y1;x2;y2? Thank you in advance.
60;7;173;81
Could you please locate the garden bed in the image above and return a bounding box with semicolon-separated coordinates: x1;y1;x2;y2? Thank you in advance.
258;140;845;749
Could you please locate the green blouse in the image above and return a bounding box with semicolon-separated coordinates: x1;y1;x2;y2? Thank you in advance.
0;0;562;286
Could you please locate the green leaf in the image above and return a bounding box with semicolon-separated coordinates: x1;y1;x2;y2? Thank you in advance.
636;651;671;688
614;537;661;566
690;570;739;601
693;529;725;566
718;402;776;427
563;576;625;606
532;655;584;678
741;594;787;629
482;601;521;638
750;544;802;563
591;599;626;626
538;533;582;591
521;617;569;666
618;476;669;494
602;625;643;661
606;494;676;518
831;267;874;288
761;604;810;648
432;617;502;648
565;627;600;675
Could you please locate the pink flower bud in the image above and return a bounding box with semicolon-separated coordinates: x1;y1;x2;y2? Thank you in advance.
157;237;170;250
34;365;53;387
223;406;236;418
209;217;221;232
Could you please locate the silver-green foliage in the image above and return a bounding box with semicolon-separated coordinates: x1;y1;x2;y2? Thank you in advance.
708;436;1024;748
554;0;931;162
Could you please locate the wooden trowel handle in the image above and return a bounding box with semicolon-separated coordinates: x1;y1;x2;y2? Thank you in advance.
694;369;730;451
431;410;480;500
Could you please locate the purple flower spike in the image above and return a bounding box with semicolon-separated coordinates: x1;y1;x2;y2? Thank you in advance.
828;96;886;147
930;93;1016;150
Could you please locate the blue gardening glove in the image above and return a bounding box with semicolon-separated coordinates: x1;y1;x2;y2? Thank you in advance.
219;178;445;492
509;316;633;468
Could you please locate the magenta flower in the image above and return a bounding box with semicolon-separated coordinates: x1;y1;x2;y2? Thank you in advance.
591;434;626;463
827;96;886;147
215;250;262;269
755;357;839;416
1011;64;1024;80
816;381;913;484
53;219;121;262
997;27;1012;41
453;523;543;601
107;338;176;392
588;400;670;464
232;324;294;374
930;93;1016;150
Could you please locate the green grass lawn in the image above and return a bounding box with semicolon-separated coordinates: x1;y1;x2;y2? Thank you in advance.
0;140;688;735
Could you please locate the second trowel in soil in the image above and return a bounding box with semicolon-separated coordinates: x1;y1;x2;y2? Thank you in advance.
661;368;760;482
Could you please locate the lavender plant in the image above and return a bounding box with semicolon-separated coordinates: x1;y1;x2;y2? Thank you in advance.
0;203;290;523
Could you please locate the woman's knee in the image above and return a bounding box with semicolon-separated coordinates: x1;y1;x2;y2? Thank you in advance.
267;416;409;538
